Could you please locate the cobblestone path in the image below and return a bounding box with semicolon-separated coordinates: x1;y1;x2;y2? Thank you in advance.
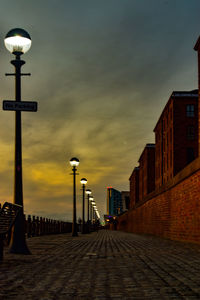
1;230;200;299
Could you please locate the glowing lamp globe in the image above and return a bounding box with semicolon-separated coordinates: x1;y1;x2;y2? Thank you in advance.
86;189;92;195
80;178;87;185
70;157;79;167
4;28;31;54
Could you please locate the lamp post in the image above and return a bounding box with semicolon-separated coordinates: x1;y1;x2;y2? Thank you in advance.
80;178;87;234
86;189;91;233
4;28;33;254
93;205;97;221
91;201;96;227
86;189;91;222
93;205;98;231
70;157;79;236
89;196;94;222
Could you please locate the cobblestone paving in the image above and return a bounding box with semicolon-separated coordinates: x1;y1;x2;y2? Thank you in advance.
1;230;200;299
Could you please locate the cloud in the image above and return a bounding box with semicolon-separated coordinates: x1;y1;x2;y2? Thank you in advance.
0;0;199;220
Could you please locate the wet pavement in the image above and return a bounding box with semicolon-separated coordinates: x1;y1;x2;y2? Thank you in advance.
0;230;200;299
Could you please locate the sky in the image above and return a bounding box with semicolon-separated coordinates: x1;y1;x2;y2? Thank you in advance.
0;0;199;221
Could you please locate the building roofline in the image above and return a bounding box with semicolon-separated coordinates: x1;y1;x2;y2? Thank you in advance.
146;143;155;147
108;187;121;193
129;166;139;180
194;36;200;51
153;89;198;132
138;144;155;163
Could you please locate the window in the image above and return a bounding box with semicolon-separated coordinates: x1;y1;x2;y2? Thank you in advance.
125;197;130;209
187;126;195;140
186;105;194;117
187;148;195;164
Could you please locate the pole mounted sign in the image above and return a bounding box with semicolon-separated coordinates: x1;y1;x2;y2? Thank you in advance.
2;28;37;255
3;100;37;112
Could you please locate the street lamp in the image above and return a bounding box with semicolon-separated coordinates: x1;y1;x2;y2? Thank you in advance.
80;178;87;234
4;28;33;255
89;196;94;223
70;157;79;236
4;29;32;54
91;201;96;224
86;189;91;233
85;189;91;222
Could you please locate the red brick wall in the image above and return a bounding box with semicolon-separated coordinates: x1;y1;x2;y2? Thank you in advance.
117;157;200;244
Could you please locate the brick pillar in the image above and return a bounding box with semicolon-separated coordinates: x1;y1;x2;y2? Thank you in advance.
194;36;200;156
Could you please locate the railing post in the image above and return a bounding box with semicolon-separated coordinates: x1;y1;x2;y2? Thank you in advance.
27;215;32;238
32;216;36;237
36;216;39;236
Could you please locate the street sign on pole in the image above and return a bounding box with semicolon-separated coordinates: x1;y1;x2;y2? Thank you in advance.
3;100;37;112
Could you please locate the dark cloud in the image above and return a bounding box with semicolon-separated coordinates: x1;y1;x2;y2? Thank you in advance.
0;0;199;219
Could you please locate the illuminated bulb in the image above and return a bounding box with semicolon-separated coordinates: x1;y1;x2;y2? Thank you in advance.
80;178;87;185
4;28;31;54
70;157;79;167
86;189;92;195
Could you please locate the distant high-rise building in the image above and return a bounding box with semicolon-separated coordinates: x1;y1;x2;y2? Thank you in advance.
154;90;198;189
107;187;123;216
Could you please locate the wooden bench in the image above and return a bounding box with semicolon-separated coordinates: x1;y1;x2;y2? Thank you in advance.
0;202;22;260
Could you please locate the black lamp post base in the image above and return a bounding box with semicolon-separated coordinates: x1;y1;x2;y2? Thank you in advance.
9;213;31;254
9;243;31;255
9;235;31;254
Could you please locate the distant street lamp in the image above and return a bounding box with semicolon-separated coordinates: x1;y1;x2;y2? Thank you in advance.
85;189;92;222
89;196;94;222
4;28;36;255
91;201;96;224
86;189;92;233
70;157;79;236
80;178;87;234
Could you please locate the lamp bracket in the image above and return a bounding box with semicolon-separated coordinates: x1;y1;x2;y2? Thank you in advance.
5;73;31;76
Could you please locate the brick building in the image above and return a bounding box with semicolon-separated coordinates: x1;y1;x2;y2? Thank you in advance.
116;35;200;244
138;144;155;201
121;191;130;211
129;167;139;209
154;90;198;189
194;36;200;155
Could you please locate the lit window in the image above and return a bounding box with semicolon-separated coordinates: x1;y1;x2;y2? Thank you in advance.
186;105;194;117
